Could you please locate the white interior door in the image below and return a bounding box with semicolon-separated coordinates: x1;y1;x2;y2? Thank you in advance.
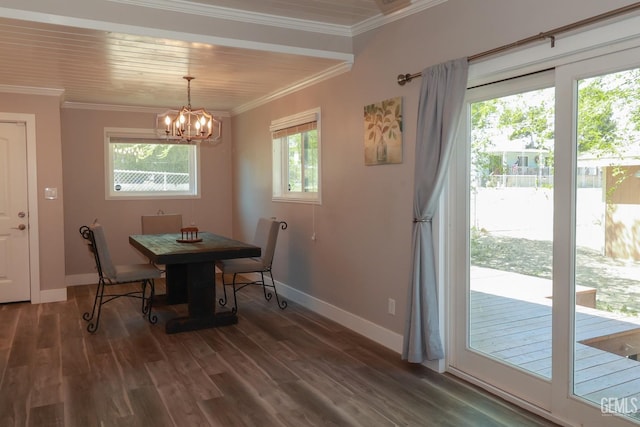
0;121;31;302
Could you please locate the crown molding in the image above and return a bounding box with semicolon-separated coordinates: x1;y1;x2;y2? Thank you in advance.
231;61;353;116
61;102;231;117
0;6;353;61
61;60;354;116
107;0;353;37
0;1;445;116
62;103;161;113
109;0;447;38
0;84;64;97
352;0;447;36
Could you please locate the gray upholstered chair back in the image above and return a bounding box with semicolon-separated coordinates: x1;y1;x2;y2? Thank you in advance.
89;222;117;279
254;217;281;269
141;214;183;234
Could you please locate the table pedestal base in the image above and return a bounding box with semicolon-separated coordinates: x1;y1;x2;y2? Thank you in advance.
162;261;235;334
128;232;261;335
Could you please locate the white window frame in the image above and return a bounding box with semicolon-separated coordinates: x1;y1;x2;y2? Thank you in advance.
104;127;200;200
271;108;322;204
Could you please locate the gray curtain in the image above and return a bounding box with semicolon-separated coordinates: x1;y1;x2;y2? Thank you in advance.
403;58;468;363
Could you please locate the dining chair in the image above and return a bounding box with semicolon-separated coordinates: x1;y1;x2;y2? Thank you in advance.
216;217;288;313
141;213;183;235
79;222;161;333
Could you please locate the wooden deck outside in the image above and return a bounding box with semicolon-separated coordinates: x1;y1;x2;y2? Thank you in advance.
470;267;640;419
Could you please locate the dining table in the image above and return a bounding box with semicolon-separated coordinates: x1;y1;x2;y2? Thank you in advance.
129;231;260;334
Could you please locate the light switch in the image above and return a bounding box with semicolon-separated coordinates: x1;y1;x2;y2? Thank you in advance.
44;187;58;200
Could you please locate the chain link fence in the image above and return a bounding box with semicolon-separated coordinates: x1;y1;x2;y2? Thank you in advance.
113;169;190;192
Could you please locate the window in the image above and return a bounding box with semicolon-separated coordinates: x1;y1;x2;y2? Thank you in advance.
271;108;321;204
105;128;199;199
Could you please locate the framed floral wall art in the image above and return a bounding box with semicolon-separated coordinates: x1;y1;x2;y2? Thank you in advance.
364;96;403;165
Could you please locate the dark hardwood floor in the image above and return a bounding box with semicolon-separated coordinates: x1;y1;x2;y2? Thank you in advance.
0;278;558;426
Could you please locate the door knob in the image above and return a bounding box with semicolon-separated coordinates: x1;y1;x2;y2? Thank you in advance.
11;224;26;231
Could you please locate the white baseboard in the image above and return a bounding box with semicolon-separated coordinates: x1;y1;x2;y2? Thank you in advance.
38;287;67;303
269;277;444;372
65;273;98;286
250;274;404;354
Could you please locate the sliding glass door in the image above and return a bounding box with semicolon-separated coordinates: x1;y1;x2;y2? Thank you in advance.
568;55;640;424
468;80;555;381
451;71;556;410
451;47;640;425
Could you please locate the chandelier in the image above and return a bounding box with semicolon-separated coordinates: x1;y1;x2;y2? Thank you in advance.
157;76;221;143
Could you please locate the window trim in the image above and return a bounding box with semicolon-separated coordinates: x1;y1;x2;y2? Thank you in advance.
104;127;201;200
271;108;322;205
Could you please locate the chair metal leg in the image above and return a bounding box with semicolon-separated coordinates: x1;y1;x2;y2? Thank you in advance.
82;280;101;322
219;273;238;314
265;271;287;310
141;279;149;314
259;271;271;302
220;269;287;314
142;279;157;324
231;273;239;314
83;279;106;333
83;278;158;333
219;273;230;307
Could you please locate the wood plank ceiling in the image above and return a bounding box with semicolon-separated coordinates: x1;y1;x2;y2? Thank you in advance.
0;0;439;114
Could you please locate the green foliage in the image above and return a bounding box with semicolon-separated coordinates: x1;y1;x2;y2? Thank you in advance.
470;100;501;186
577;78;619;154
498;97;554;146
285;129;318;193
612;68;640;134
471;99;498;136
471;69;640;180
112;143;190;173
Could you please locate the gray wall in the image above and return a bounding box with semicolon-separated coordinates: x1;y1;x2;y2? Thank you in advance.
61;109;234;276
56;0;637;336
228;0;637;336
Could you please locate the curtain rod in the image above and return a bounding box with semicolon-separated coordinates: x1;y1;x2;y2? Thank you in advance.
397;2;640;86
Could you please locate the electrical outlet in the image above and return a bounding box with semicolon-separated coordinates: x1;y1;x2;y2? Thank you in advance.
388;298;396;315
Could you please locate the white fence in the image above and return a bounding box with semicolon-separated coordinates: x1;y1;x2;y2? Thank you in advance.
114;169;190;191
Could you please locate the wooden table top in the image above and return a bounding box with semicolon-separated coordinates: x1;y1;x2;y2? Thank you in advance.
129;232;261;265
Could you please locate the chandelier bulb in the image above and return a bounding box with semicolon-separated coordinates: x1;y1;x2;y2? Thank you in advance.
156;76;220;142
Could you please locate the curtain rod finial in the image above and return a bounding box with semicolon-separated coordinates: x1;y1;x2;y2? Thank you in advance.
397;73;411;86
